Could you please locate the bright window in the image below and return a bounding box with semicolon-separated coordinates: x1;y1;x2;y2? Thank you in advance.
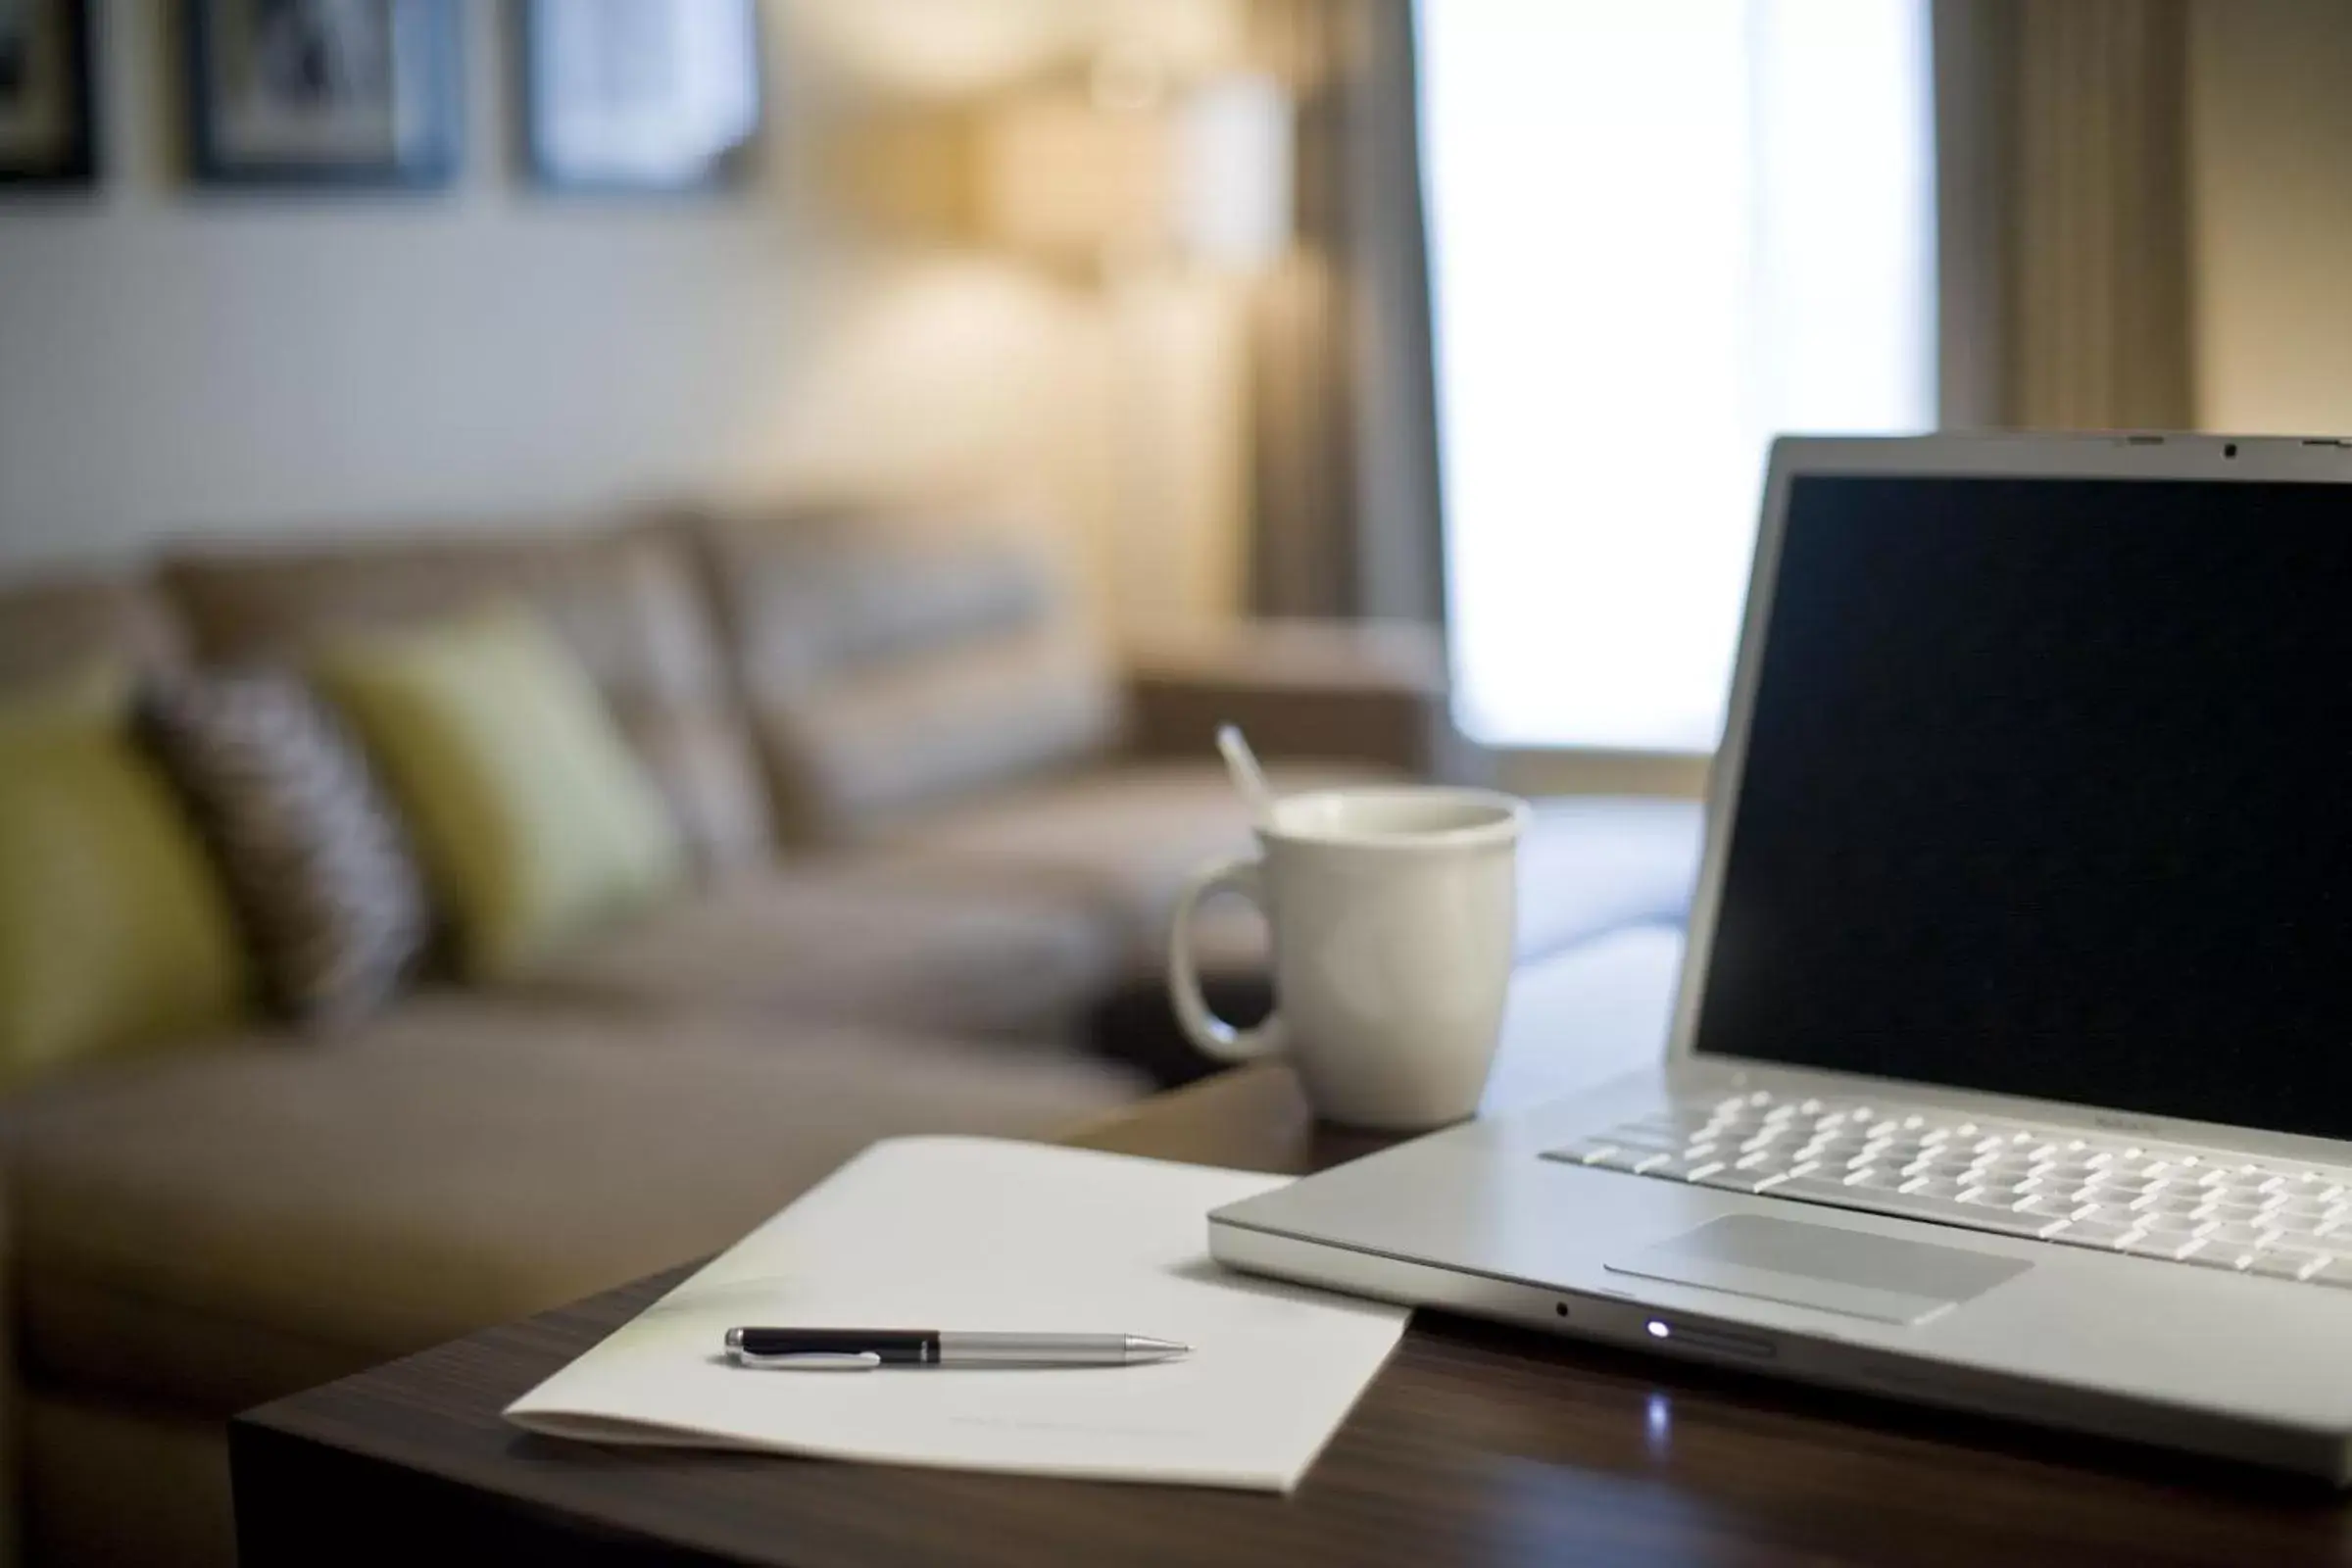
1418;0;1936;754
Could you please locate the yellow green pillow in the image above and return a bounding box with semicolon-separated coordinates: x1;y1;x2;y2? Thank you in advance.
316;606;686;980
0;669;252;1091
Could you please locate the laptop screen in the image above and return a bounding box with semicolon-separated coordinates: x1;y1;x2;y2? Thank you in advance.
1691;473;2352;1141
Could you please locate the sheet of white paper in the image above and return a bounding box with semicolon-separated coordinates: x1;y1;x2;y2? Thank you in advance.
506;1136;1409;1493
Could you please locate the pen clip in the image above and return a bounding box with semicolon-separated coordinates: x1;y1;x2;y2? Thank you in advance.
729;1349;882;1371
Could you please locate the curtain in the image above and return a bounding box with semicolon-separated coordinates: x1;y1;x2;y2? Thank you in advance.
1936;0;2195;430
1247;0;2196;622
1247;0;1445;623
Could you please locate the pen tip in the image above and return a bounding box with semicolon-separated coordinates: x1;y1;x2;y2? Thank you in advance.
1126;1336;1190;1362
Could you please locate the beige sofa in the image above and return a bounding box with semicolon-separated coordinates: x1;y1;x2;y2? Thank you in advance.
0;507;1449;1568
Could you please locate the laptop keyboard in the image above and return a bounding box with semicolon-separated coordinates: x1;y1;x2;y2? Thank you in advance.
1543;1091;2352;1288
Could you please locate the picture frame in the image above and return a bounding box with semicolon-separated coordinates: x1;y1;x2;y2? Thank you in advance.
185;0;461;188
518;0;761;194
0;0;98;188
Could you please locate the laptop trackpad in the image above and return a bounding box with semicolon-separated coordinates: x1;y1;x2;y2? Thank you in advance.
1605;1214;2034;1327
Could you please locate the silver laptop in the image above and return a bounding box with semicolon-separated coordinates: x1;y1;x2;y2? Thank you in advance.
1209;432;2352;1482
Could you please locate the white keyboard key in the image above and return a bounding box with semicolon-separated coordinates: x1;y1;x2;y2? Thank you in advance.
1693;1165;1781;1195
2199;1222;2280;1251
1602;1130;1691;1155
2076;1183;2147;1209
2083;1175;2161;1198
2184;1244;2262;1272
2302;1255;2352;1290
1897;1176;1964;1200
2046;1217;2136;1250
2247;1248;2327;1281
2121;1232;2209;1262
2132;1210;2206;1238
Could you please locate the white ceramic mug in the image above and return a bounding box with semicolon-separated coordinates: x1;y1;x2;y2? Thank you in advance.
1167;786;1531;1130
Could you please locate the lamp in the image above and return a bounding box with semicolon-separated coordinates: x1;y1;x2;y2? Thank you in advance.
964;57;1294;625
974;58;1293;275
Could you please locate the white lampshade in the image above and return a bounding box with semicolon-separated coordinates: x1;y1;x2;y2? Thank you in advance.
976;69;1293;272
1174;74;1293;270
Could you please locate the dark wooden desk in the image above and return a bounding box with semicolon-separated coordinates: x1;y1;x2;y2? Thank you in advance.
233;1062;2352;1567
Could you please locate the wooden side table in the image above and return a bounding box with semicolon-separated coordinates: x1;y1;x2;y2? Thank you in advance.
232;1058;2352;1567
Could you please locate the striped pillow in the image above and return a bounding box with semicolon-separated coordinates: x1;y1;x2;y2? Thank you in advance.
141;670;428;1028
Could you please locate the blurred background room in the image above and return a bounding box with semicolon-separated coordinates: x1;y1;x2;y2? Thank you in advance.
1;1;2350;1563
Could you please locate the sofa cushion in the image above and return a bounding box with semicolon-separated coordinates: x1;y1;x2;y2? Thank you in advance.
519;865;1126;1040
0;676;252;1092
319;607;688;981
884;761;1377;969
689;510;1121;844
0;996;1145;1419
161;526;771;871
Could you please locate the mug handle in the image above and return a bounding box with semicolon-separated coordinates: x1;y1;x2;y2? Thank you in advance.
1168;855;1289;1063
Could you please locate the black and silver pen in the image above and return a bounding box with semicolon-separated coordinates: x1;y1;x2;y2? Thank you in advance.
723;1327;1189;1370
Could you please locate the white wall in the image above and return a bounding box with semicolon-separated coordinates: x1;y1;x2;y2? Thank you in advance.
2190;0;2352;436
0;0;1253;625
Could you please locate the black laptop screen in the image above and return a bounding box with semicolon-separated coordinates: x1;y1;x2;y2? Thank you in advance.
1690;474;2352;1140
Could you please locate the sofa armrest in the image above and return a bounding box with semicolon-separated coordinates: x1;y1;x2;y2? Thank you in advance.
1120;619;1463;779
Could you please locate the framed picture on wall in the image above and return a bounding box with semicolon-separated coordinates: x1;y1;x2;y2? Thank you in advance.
519;0;761;193
186;0;461;187
0;0;97;187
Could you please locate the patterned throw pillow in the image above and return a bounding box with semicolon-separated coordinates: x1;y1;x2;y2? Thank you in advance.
141;670;428;1028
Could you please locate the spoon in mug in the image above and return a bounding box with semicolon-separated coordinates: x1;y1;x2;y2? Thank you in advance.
1216;724;1276;829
